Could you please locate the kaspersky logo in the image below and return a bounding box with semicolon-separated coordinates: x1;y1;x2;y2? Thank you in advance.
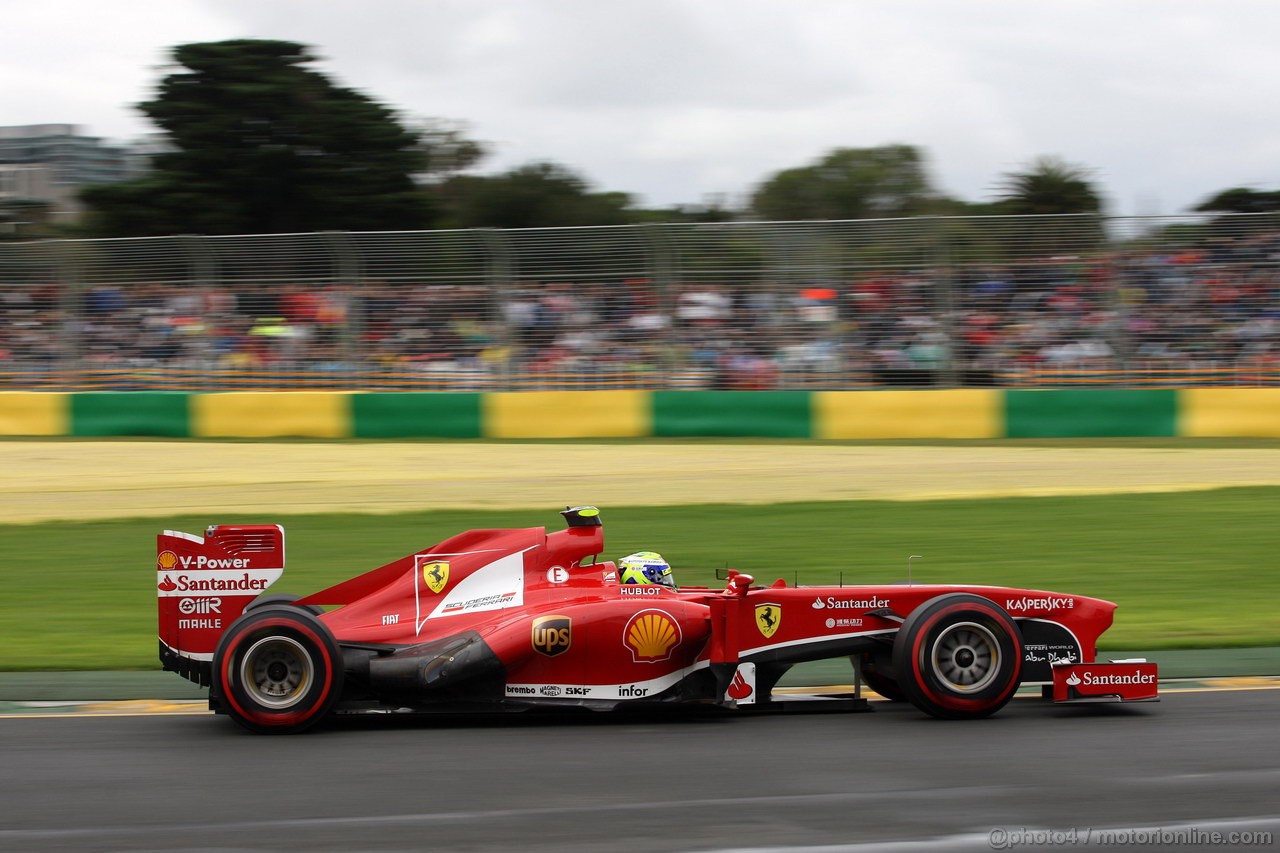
1005;596;1075;612
755;603;782;638
624;610;681;663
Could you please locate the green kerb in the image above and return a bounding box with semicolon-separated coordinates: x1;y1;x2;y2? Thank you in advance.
70;392;191;437
1005;390;1177;438
353;393;483;438
652;391;812;438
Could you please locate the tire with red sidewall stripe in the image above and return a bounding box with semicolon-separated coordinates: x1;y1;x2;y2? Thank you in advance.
892;593;1022;720
213;606;344;734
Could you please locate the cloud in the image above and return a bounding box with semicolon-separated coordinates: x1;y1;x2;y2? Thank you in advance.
4;0;1280;214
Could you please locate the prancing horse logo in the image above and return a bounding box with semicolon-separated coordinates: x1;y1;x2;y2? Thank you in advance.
754;603;782;639
422;561;450;594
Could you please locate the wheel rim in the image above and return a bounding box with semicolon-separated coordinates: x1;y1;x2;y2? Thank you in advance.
240;636;313;708
930;621;1000;693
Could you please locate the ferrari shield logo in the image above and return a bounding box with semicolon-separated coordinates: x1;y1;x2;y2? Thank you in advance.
421;560;450;594
755;603;782;638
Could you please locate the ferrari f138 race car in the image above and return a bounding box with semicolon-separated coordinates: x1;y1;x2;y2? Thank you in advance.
156;507;1158;733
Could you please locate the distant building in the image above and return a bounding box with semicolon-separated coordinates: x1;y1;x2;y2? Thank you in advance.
0;163;56;200
0;124;145;223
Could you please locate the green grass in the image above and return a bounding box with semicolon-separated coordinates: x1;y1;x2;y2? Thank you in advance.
2;487;1278;670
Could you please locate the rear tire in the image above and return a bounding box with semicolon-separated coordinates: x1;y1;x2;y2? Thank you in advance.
213;606;343;734
245;592;325;617
892;593;1022;720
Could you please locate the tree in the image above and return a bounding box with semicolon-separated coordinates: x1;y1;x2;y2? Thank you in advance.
630;195;740;224
82;39;435;236
438;161;637;228
1194;187;1280;214
750;145;938;221
411;119;488;185
994;156;1102;216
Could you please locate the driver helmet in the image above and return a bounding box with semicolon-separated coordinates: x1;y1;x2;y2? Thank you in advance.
618;551;676;590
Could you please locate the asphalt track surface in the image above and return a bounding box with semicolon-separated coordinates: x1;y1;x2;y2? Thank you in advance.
2;688;1278;852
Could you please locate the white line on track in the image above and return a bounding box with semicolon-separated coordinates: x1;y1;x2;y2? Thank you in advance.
3;796;1277;847
0;788;1018;841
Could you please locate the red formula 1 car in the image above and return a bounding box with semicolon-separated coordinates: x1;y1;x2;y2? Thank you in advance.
156;507;1158;733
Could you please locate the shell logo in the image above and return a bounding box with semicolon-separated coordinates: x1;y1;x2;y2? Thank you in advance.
157;550;178;571
623;610;681;663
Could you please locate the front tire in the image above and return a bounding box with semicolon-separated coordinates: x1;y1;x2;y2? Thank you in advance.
213;606;343;734
856;652;906;702
892;593;1022;720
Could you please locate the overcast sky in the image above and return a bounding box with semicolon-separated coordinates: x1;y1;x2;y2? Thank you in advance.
5;1;1279;216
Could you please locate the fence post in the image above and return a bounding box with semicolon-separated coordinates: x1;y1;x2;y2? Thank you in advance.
51;239;81;391
644;223;676;390
180;235;216;391
480;228;513;391
1099;213;1130;384
323;231;361;390
932;216;957;389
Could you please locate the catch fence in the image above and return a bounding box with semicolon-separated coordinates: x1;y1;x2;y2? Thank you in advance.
1;213;1277;391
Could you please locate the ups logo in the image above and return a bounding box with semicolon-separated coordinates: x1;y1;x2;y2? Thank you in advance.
532;615;572;657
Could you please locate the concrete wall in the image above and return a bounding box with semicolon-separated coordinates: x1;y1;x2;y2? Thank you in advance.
4;389;1280;439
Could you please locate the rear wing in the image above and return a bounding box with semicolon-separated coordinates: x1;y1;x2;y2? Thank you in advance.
157;524;285;685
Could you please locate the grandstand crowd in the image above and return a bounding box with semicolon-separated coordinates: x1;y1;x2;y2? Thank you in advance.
2;227;1277;390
